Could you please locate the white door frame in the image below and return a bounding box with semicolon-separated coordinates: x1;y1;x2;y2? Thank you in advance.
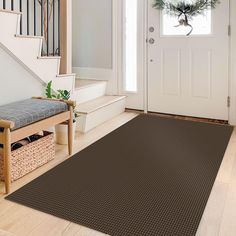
110;0;147;110
112;0;236;125
229;0;236;125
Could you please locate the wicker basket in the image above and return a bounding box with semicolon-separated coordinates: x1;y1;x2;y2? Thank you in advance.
0;131;55;182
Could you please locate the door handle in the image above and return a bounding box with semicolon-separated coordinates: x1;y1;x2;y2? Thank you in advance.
149;38;155;44
149;27;155;33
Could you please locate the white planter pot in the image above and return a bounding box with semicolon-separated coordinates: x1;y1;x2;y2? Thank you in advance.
55;122;76;145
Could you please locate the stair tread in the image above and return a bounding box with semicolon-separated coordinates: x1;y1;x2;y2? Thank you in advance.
75;79;107;90
0;9;21;15
76;96;126;114
38;56;61;59
15;34;43;39
57;73;76;78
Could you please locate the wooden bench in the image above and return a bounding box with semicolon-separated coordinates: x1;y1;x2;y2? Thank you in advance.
0;97;74;194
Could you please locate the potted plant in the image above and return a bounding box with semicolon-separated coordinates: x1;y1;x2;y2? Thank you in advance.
45;81;79;145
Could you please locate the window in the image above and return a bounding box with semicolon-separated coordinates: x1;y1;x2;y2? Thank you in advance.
162;10;212;36
124;0;138;92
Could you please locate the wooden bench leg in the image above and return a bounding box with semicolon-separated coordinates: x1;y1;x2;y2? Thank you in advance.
68;106;73;156
3;128;11;194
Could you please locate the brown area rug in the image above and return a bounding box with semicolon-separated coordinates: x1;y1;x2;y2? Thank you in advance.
6;115;233;236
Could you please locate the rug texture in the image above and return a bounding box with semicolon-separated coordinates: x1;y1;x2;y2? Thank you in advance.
6;115;233;236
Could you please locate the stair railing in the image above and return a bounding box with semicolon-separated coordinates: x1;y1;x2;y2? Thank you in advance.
1;0;61;57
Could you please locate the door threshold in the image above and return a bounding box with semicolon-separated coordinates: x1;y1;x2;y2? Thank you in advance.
126;109;229;125
147;112;229;125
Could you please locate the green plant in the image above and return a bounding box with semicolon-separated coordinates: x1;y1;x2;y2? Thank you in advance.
45;81;54;99
57;89;71;100
45;81;71;100
45;81;79;122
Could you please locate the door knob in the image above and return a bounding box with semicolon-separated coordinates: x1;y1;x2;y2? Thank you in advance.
149;38;155;44
149;27;155;33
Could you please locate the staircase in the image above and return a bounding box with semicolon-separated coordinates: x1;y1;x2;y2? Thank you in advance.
0;9;75;92
0;5;126;133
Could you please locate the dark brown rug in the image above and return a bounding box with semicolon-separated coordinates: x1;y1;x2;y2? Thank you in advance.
6;115;233;236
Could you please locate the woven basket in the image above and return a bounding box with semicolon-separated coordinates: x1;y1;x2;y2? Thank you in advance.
0;131;55;182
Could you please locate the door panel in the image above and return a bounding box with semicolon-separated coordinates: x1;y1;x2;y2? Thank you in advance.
190;49;212;98
147;0;229;120
162;49;181;96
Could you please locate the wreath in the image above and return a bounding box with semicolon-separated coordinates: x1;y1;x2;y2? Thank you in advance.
153;0;220;36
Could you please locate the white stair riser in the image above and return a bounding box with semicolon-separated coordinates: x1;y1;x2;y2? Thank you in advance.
74;82;107;104
77;98;126;133
53;76;75;93
0;37;60;82
0;12;19;38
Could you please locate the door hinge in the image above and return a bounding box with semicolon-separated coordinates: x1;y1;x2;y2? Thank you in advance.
227;96;231;107
228;25;231;36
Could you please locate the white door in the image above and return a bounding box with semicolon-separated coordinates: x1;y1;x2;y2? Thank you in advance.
147;0;229;120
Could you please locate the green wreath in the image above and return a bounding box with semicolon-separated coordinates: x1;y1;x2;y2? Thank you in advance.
153;0;220;36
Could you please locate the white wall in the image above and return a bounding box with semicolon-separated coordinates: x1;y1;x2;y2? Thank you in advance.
72;0;113;80
0;47;43;106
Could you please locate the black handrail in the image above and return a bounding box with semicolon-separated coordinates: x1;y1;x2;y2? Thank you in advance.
1;0;61;56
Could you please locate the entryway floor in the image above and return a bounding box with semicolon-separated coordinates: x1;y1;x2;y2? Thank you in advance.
0;112;236;236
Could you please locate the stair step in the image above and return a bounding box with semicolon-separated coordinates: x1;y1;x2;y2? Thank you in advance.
76;96;126;133
75;79;106;90
38;56;61;59
57;73;76;78
74;79;107;104
77;95;126;114
15;34;44;40
52;74;75;92
0;9;21;15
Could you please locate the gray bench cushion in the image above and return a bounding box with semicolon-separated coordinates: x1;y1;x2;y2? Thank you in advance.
0;99;68;131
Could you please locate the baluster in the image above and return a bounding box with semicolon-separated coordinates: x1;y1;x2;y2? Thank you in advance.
41;0;44;37
58;0;60;56
41;0;44;55
34;0;36;35
27;0;29;35
19;0;22;34
53;0;55;56
11;0;14;11
47;0;49;56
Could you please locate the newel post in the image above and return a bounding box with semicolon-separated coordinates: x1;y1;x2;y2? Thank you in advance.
60;0;72;74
